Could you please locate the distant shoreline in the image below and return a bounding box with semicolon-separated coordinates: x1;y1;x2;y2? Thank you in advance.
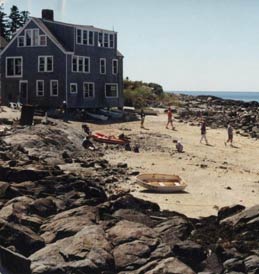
169;91;259;102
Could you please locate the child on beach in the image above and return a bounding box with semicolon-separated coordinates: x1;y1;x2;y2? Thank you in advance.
166;107;175;130
140;109;145;128
200;120;209;145
225;124;233;146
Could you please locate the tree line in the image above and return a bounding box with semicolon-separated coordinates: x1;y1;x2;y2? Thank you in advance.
0;4;29;41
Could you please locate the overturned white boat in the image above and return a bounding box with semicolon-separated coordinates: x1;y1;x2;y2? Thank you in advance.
136;174;187;193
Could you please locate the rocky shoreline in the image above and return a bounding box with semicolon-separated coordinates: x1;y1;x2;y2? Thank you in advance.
175;94;259;139
0;118;258;274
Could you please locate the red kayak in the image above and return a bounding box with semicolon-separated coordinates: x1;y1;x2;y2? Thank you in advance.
91;132;129;145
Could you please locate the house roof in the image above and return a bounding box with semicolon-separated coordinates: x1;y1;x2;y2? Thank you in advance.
40;18;117;34
32;17;71;53
0;36;8;49
117;50;124;58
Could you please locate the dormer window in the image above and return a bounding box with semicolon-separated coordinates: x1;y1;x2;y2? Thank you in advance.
76;29;94;46
18;28;47;47
97;32;115;48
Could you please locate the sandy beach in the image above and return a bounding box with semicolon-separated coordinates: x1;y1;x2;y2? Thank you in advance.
84;111;259;218
1;107;258;218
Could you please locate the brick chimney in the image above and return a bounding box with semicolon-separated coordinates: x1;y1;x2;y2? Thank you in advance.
42;9;54;21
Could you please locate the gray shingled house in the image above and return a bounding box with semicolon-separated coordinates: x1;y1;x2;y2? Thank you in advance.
0;10;124;109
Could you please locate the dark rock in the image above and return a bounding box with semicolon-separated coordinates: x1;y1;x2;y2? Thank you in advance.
0;245;31;274
154;215;193;244
112;209;157;227
110;194;160;213
0;218;45;256
30;225;114;274
218;205;246;221
223;258;246;272
30;198;57;218
138;257;196;274
40;205;98;243
107;220;158;246
173;240;207;271
117;162;127;168
220;205;259;226
244;255;259;273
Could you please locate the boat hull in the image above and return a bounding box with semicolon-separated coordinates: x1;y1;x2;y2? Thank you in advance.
91;132;129;145
136;174;187;193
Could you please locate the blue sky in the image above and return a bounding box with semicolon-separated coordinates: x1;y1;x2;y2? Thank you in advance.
2;0;259;91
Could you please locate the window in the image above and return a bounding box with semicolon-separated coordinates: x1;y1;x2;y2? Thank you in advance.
98;32;115;48
25;29;32;46
104;33;109;48
112;59;118;75
83;82;95;98
70;83;78;94
109;34;114;48
40;35;47;46
76;29;94;46
98;32;103;47
72;56;90;73
19;29;46;47
6;57;23;77
77;29;82;44
105;83;118;98
100;58;106;74
38;56;53;72
50;80;58;96
17;36;25;47
36;80;44;96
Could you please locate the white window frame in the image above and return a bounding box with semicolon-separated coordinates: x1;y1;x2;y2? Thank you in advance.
83;82;95;99
5;56;23;78
50;80;59;97
38;56;53;73
76;28;94;46
100;58;106;75
105;83;118;98
25;29;33;46
97;32;115;48
71;56;90;73
39;35;47;46
70;83;78;94
112;59;118;75
36;80;44;97
17;36;25;47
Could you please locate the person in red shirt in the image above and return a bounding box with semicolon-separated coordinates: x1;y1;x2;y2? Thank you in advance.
166;107;175;130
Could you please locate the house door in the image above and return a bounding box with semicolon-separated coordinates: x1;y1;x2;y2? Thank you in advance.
19;80;28;104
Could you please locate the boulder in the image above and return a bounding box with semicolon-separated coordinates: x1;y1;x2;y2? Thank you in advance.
0;245;31;274
218;205;246;221
40;205;98;243
30;225;114;274
107;220;158;246
0;218;45;256
173;240;207;270
154;215;193;244
30;198;57;218
220;205;259;227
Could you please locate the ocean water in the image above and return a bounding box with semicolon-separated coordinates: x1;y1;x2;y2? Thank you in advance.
171;91;259;102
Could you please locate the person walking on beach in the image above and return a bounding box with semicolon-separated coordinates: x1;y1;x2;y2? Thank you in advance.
200;120;209;145
140;109;145;128
225;124;234;146
166;107;175;130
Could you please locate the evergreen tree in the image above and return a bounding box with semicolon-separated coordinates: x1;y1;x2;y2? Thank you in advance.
20;10;30;24
8;5;23;38
0;4;9;40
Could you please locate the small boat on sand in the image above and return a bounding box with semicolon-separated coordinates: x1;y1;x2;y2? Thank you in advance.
87;112;108;121
91;132;129;145
136;174;187;193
